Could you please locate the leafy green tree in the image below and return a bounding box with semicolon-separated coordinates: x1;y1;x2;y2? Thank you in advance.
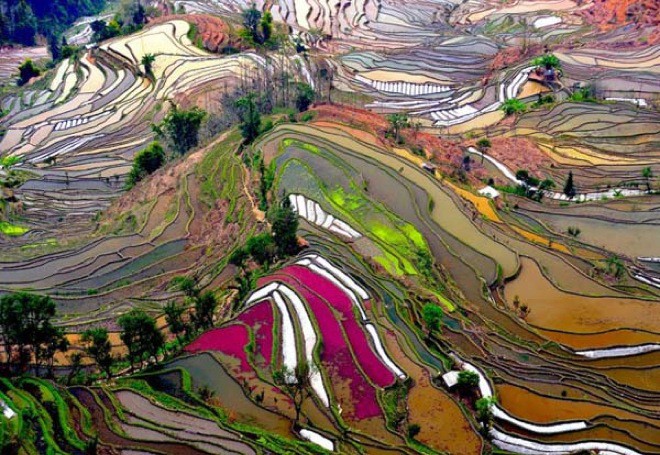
539;178;555;191
457;370;480;394
605;255;625;279
563;171;576;198
17;58;40;86
228;247;249;267
173;276;199;299
242;4;262;43
502;98;527;116
295;82;315;112
476;137;491;164
141;53;156;78
235;93;261;144
533;53;561;69
273;360;313;424
260;10;273;44
387;113;409;143
271;196;299;257
118;309;164;371
11;0;38;45
515;169;530;183
642;166;653;193
153;104;206;155
0;292;65;375
81;327;114;379
127;141;165;188
91;19;121;42
246;233;276;265
193;291;217;331
422;303;443;337
48;33;61;61
163;301;188;343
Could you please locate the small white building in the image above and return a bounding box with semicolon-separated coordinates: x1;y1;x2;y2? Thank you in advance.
442;370;461;389
1;399;16;419
478;185;500;199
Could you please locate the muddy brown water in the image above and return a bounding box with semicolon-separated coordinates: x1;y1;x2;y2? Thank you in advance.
505;258;660;347
166;353;293;437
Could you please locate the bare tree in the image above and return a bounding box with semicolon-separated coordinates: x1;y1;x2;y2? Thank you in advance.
272;361;314;425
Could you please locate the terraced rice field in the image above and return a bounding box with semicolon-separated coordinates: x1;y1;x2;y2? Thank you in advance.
0;1;658;454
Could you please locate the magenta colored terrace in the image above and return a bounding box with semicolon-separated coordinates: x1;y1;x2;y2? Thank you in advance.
185;324;252;375
259;269;387;420
286;265;396;387
235;300;275;367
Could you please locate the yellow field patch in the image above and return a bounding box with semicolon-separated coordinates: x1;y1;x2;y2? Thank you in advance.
445;181;502;223
512;226;570;254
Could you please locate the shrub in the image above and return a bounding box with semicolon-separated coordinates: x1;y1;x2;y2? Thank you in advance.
407;423;421;439
567;226;581;237
295;83;315;112
18;59;41;86
126;141;165;188
570;86;596;102
502;99;527;116
532;53;561;69
457;370;480;392
300;111;315;122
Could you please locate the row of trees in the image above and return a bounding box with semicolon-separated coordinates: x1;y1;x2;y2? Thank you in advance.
0;292;67;376
0;278;218;380
84;277;218;377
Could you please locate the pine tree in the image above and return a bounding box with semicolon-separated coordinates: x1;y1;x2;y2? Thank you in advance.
563;171;576;199
271;196;299;257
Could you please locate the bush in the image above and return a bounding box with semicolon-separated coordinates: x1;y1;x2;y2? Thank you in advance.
407;423;421;439
126;141;165;188
501;99;527;116
18;59;41;86
300;111;315;122
295;83;315;112
457;370;480;392
570;86;596;103
532;53;561;69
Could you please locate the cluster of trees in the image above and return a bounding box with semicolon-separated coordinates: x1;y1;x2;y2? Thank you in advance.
76;276;219;380
240;4;277;48
128;103;207;191
152;103;207;155
230;196;300;270
0;292;68;377
0;277;218;381
514;169;555;201
454;370;495;435
90;0;151;43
